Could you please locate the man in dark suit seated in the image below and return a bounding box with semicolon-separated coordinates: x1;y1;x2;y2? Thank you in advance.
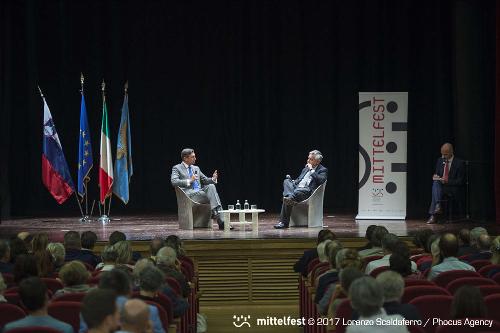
427;143;465;224
274;150;328;229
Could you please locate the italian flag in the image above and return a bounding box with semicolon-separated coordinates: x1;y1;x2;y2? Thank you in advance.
99;99;114;203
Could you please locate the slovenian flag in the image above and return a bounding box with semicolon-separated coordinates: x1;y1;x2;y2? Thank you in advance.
99;96;113;203
41;94;75;204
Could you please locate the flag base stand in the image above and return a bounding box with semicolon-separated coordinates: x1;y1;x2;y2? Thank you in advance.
79;215;92;223
98;215;110;225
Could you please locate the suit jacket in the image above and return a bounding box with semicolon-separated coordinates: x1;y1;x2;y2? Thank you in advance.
293;164;328;193
465;251;492;262
171;163;215;195
434;156;465;187
293;248;318;277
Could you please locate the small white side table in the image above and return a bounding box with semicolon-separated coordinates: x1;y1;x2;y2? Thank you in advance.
219;209;265;232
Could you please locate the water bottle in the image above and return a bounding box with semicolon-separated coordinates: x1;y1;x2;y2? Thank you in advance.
244;200;249;210
236;200;241;210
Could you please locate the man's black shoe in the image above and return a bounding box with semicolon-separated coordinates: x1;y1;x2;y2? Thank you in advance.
217;215;233;230
274;221;289;229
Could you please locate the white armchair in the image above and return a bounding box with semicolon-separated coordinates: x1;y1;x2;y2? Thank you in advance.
289;181;327;228
174;187;212;229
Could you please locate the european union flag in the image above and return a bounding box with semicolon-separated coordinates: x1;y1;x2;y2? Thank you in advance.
77;92;93;198
113;92;133;204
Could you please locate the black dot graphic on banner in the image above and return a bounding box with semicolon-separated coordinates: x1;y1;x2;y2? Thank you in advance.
386;142;397;153
386;182;397;194
387;101;398;113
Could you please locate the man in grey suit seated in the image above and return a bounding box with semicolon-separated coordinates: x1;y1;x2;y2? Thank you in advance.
171;148;228;230
274;150;328;229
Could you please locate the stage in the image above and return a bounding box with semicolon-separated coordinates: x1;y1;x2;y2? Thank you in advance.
0;213;496;242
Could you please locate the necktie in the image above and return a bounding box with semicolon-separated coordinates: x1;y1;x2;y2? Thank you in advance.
188;166;200;190
443;160;449;182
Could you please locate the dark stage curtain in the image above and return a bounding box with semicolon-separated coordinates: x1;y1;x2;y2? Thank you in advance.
0;0;496;220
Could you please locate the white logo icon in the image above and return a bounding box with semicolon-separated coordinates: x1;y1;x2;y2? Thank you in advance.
233;314;251;328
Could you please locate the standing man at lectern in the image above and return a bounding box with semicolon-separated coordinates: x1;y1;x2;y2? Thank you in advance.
426;143;465;224
274;150;328;229
171;148;227;230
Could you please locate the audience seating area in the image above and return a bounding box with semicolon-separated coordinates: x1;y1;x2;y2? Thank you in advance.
0;232;200;333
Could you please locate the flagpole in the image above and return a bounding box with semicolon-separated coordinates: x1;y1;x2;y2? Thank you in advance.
98;80;110;225
81;73;89;217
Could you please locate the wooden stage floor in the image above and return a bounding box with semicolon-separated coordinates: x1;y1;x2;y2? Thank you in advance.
0;214;497;242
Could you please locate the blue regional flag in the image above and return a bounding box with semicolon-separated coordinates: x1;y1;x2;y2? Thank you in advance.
113;90;133;204
77;91;93;197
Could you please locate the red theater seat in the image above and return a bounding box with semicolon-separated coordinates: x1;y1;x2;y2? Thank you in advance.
47;301;82;333
478;285;500;297
334;299;352;333
435;319;500;333
469;260;494;271
478;264;500;277
51;292;87;302
402;286;450;304
485;294;500;322
409;295;453;333
404;279;436;287
446;277;496;295
0;303;26;328
433;270;480;288
369;266;389;278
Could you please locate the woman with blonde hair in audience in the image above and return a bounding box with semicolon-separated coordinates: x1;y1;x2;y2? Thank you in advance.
113;240;134;269
32;232;54;277
47;242;66;272
95;245;118;271
53;261;92;298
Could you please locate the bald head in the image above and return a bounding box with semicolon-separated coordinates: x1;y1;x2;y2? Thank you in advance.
439;233;459;258
121;299;150;333
478;234;492;251
441;143;454;160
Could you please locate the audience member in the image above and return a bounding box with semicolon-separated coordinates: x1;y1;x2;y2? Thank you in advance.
0;239;13;273
318;248;361;315
96;245;119;271
358;225;378;252
294;229;336;276
470;227;488;250
9;237;28;264
109;231;141;262
317;239;333;263
114;240;134;268
428;233;475;280
133;259;189;318
165;235;186;257
411;229;434;254
78;269;165;333
0;272;7;302
347;276;408;333
150;237;165;262
17;232;33;252
81;288;120;333
31;232;54;277
3;277;73;333
53;261;92;297
457;228;476;257
390;253;420;279
418;236;441;272
156;246;190;298
117;299;152;333
365;234;416;274
487;236;500;278
47;242;66;271
451;285;486;319
358;226;388;257
327;267;364;317
81;231;101;267
465;234;492;262
13;254;39;283
315;240;343;304
375;271;421;320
